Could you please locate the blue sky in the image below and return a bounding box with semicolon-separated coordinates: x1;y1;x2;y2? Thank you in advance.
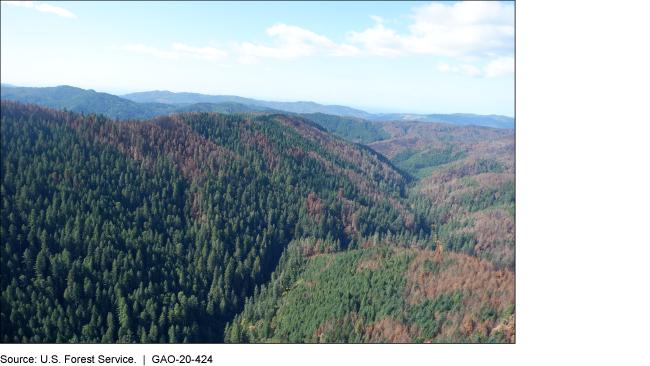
1;1;514;116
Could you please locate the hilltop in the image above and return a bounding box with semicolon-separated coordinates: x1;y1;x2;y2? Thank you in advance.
1;85;514;130
120;90;371;119
0;86;289;120
121;90;514;129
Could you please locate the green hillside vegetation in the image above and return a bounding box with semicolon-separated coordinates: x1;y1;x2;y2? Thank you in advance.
0;100;514;343
423;114;514;130
368;113;514;130
172;103;287;115
390;143;468;179
0;85;176;119
226;240;514;343
0;100;413;343
410;154;515;269
298;113;391;144
0;86;290;120
120;91;373;118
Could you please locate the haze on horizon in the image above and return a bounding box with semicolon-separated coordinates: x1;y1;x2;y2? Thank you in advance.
1;1;515;117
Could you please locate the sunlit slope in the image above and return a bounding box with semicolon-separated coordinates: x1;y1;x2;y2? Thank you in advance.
0;86;289;120
0;100;415;343
225;242;514;343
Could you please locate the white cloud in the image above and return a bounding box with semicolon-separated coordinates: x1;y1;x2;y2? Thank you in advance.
459;64;481;77
348;1;513;59
171;43;228;61
437;61;454;73
232;1;513;63
1;1;76;18
483;57;514;78
117;43;228;62
369;15;386;24
230;23;361;64
437;61;481;77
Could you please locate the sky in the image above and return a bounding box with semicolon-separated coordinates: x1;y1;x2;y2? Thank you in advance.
1;1;514;116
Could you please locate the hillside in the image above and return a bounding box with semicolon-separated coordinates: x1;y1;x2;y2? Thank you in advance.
366;121;514;158
171;102;287;115
297;113;391;144
120;90;373;118
0;86;290;120
226;125;516;343
120;90;514;129
369;113;514;130
0;100;514;343
226;243;514;343
0;100;411;343
0;85;177;119
359;120;515;269
1;85;514;132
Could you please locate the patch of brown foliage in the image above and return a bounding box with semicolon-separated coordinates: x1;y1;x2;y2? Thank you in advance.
238;127;280;170
407;249;513;308
0;101;238;186
328;247;513;343
364;317;414;343
366;121;513;158
419;157;514;188
467;209;514;258
305;192;323;222
89;114;238;185
306;151;414;228
415;157;515;266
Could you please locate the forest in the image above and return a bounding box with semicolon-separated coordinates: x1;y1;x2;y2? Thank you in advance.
0;86;289;120
0;100;514;343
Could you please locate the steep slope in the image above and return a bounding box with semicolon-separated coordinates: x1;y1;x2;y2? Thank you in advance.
0;100;413;343
407;139;515;269
226;240;514;343
1;100;514;344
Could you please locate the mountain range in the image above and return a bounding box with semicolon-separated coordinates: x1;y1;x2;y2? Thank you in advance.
1;85;514;129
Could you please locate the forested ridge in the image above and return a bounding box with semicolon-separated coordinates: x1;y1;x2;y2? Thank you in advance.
0;100;514;343
0;86;289;120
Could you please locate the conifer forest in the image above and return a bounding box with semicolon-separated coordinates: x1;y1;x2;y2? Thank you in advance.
0;100;514;343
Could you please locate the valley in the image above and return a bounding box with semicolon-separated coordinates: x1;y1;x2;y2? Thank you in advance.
0;0;527;351
0;97;514;343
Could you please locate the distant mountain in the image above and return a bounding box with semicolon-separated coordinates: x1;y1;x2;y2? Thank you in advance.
1;85;514;130
368;113;514;129
0;85;290;119
121;90;514;129
173;102;288;114
0;85;176;119
120;90;373;118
